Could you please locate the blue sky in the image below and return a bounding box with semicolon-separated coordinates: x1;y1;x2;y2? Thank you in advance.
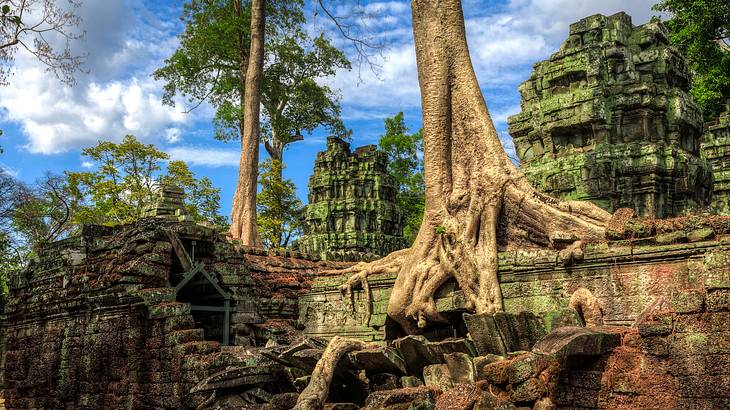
0;0;661;218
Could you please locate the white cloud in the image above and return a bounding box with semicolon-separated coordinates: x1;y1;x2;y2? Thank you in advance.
0;165;19;177
167;147;240;167
81;161;94;169
0;0;196;155
164;128;182;144
331;0;659;120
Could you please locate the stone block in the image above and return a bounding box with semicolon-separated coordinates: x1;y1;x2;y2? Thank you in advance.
504;353;548;385
541;308;584;333
363;386;439;410
423;364;454;391
481;359;510;386
688;228;715;242
656;231;688;244
473;354;505;381
400;375;424;388
351;346;407;375
463;312;507;355
444;352;475;384
671;290;705;314
509;377;546;403
532;327;621;358
707;289;730;312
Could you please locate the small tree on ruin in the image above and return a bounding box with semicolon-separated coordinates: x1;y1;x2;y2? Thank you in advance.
294;1;612;407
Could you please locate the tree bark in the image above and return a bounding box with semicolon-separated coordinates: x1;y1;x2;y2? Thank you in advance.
229;0;265;245
331;0;611;333
296;1;612;405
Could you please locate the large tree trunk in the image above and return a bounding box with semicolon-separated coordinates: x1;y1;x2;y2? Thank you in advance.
229;0;265;245
333;0;610;333
295;0;611;406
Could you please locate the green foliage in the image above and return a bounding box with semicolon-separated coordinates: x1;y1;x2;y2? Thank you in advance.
654;0;730;119
155;0;349;170
256;159;303;249
262;32;351;155
154;0;307;142
378;112;425;244
67;135;226;227
11;174;73;250
0;231;15;312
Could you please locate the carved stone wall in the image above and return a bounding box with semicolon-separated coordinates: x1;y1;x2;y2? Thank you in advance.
299;137;408;261
702;102;730;215
0;214;351;408
299;215;730;341
508;12;711;218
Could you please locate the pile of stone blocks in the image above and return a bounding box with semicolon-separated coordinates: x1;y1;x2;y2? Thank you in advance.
299;137;408;261
508;12;711;218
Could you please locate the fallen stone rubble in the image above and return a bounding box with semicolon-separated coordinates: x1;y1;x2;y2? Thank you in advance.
192;309;623;409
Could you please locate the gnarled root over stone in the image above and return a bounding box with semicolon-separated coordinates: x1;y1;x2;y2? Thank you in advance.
292;336;374;410
569;287;604;327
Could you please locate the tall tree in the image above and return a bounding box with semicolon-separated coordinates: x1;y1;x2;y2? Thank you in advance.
67;135;225;227
11;173;72;250
256;159;302;249
295;1;612;406
653;0;730;119
378;112;424;245
229;0;265;243
0;0;86;85
262;33;350;169
155;0;347;244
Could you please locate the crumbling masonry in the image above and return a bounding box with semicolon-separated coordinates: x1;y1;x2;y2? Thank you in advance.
299;137;407;261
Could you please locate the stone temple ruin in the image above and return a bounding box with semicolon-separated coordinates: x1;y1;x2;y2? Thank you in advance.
299;137;407;261
508;12;712;218
1;11;730;410
701;102;730;215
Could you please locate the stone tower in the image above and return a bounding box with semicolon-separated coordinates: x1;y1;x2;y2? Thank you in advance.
701;102;730;215
508;12;711;218
299;137;407;261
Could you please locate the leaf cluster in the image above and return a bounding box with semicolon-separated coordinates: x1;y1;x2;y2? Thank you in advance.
67;135;226;229
256;158;303;249
654;0;730;119
378;112;425;244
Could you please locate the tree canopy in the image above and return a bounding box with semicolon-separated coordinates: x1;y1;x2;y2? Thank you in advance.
654;0;730;119
256;158;303;249
378;112;424;245
66;135;226;228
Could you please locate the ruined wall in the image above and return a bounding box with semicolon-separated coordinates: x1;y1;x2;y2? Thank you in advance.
0;212;356;408
0;221;255;409
508;12;710;218
556;293;730;409
701;101;730;215
299;137;408;261
298;215;730;408
299;216;730;340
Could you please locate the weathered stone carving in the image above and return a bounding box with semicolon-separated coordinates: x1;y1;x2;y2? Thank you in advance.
508;12;711;218
299;137;407;261
701;101;730;215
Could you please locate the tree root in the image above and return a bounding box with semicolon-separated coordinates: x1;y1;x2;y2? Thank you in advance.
569;287;603;327
292;336;374;410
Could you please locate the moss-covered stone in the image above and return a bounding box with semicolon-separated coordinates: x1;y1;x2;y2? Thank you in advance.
299;137;407;261
508;13;710;218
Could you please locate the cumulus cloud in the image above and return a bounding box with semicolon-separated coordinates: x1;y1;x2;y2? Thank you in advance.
331;0;659;119
167;147;240;167
0;0;196;155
